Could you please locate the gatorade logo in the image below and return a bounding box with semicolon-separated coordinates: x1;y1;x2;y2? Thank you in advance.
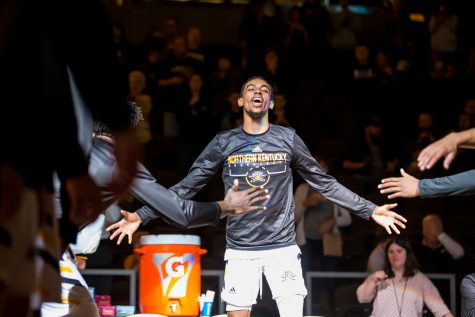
153;253;195;297
165;256;185;278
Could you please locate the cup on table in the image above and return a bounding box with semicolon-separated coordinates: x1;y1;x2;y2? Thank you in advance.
200;301;213;317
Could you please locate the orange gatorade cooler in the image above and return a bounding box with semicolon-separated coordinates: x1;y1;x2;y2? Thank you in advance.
135;234;207;316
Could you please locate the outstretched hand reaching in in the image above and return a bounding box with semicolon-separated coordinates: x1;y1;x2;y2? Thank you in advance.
371;203;407;234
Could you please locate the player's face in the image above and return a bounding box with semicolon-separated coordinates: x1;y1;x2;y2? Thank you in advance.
238;78;272;119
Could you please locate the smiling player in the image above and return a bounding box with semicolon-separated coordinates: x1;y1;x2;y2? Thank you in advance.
113;76;407;317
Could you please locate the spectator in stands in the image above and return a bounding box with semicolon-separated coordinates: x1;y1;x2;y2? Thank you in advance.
458;113;471;132
128;70;152;146
301;0;330;50
382;0;411;61
367;213;465;273
375;49;394;84
421;214;464;261
239;0;285;74
142;42;165;99
163;16;181;52
405;112;437;175
429;1;458;63
283;6;309;77
349;45;380;111
294;155;353;307
208;54;242;102
343;116;397;194
271;94;291;127
112;22;132;93
186;26;206;65
367;228;389;273
219;89;243;131
329;0;361;81
352;45;376;80
260;47;286;93
463;99;475;128
295;156;352;274
158;36;200;137
176;73;217;175
330;0;360;51
463;49;475;93
357;236;454;317
416;112;436;146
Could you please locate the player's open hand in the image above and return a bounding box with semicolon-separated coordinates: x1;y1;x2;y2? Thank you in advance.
106;210;142;245
378;168;420;199
219;179;270;217
417;132;459;171
371;203;407;234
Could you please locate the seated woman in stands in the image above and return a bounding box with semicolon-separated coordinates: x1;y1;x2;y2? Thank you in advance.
356;236;454;317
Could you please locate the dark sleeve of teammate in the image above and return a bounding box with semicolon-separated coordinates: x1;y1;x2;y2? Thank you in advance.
130;162;221;228
88;139;221;228
169;135;223;199
292;133;377;220
419;170;475;198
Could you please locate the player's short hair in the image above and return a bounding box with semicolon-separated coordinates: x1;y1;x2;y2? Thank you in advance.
93;102;143;136
240;76;274;100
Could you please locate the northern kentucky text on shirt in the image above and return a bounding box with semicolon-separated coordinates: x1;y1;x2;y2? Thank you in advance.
227;153;288;165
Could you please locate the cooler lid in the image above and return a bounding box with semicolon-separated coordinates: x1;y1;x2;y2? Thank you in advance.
140;234;201;246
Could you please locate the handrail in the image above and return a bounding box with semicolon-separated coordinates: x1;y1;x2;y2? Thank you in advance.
81;269;456;316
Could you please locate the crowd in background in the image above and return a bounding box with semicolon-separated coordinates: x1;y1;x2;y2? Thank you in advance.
84;0;475;315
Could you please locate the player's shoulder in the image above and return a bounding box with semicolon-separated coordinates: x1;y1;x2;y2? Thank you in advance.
270;124;295;134
212;127;243;147
269;124;296;142
215;126;241;139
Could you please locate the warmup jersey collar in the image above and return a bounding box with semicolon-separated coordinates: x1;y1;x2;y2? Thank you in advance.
240;124;271;137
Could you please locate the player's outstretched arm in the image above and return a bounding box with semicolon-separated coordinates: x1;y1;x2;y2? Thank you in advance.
106;179;270;245
370;203;407;234
218;179;269;217
378;168;420;199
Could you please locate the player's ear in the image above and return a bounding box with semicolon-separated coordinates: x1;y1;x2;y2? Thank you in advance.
269;100;274;110
238;97;244;107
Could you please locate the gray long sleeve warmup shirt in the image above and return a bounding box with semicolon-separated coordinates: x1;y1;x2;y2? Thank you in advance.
165;125;376;250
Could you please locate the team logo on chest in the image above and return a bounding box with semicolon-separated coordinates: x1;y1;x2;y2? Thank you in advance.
227;151;288;187
246;166;270;187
